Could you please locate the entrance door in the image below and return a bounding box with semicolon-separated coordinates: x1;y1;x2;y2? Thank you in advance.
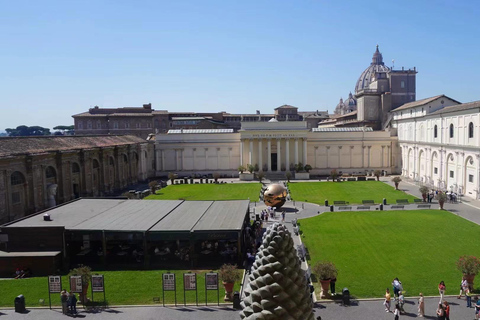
271;153;278;171
73;184;80;198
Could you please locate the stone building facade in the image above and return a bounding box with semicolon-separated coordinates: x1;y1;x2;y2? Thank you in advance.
391;95;480;199
0;135;155;224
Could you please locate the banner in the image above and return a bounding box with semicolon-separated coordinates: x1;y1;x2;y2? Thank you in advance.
48;275;62;293
91;275;104;292
205;273;218;290
70;276;83;293
184;273;196;291
163;273;175;291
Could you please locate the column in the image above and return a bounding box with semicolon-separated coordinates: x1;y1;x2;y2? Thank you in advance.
267;139;272;172
249;139;253;165
294;139;299;165
161;150;165;171
180;149;184;171
338;146;342;168
228;148;232;169
174;150;178;170
155;149;161;172
476;155;480;199
276;139;282;171
387;145;391;168
193;148;196;170
326;146;330;168
367;146;372;168
240;140;244;167
285;139;290;170
217;148;221;169
381;146;385;168
303;138;307;164
205;148;208;170
258;140;263;171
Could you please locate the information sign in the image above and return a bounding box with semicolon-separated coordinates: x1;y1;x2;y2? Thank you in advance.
205;273;218;290
163;273;175;291
184;273;196;291
70;275;83;293
48;275;62;293
91;275;104;292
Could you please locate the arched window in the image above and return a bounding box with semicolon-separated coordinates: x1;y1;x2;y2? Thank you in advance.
92;159;99;169
469;122;474;138
449;124;454;138
46;166;56;179
434;125;438;138
123;154;128;163
72;162;80;173
11;171;25;185
109;157;115;166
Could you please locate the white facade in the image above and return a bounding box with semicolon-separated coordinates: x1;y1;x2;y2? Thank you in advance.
155;123;400;177
392;97;480;199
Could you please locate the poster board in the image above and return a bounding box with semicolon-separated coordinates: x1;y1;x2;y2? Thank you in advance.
91;275;104;292
69;275;83;293
163;273;176;291
184;273;196;291
205;273;218;290
48;275;62;293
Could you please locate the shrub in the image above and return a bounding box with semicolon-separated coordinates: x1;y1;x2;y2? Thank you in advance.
213;172;220;182
257;172;265;183
313;261;337;280
238;165;246;174
391;176;402;189
330;169;339;182
168;172;176;184
254;164;259;172
304;164;312;173
374;170;381;181
148;180;158;194
247;164;255;174
219;264;242;283
456;255;480;275
295;163;304;173
285;171;292;182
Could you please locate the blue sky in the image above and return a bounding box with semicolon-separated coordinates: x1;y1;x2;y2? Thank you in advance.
1;0;480;131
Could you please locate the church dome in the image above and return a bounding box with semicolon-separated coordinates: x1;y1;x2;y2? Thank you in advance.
344;92;357;112
355;45;390;94
334;98;345;115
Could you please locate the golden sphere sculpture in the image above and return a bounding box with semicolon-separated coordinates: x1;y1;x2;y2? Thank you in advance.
263;183;288;208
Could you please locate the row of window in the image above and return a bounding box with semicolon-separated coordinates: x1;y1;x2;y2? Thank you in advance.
431;122;475;139
431;167;474;183
78;121;152;130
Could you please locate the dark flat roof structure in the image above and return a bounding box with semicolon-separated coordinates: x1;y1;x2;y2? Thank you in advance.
3;199;250;233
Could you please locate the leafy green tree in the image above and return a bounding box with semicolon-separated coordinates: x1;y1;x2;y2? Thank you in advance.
53;125;75;135
6;125;51;136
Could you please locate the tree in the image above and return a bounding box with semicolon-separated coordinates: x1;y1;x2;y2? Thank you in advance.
238;165;246;174
53;125;75;135
391;176;402;190
69;265;92;304
285;171;292;183
240;223;314;320
6;125;51;136
419;185;429;202
257;171;265;183
374;170;382;181
168;172;176;185
247;164;255;174
330;169;339;182
213;172;220;183
148;180;158;194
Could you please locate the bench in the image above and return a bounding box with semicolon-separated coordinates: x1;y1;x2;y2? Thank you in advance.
357;206;371;210
391;205;405;209
334;201;349;205
396;199;409;204
417;204;431;209
347;177;356;181
362;200;375;205
413;199;423;203
338;206;352;210
293;226;299;236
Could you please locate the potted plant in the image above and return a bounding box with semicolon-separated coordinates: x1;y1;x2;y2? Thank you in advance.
247;164;255;174
219;263;241;301
295;163;304;173
285;171;292;183
69;265;92;304
419;185;429;202
391;176;402;190
374;170;382;181
213;172;220;183
238;165;246;174
330;169;339;182
304;164;312;173
437;191;448;209
456;255;480;288
168;172;176;185
254;164;259;172
313;261;337;298
148;180;158;194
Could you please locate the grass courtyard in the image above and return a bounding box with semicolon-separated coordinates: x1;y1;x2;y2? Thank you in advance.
288;181;417;205
301;209;480;298
146;183;261;201
0;269;242;307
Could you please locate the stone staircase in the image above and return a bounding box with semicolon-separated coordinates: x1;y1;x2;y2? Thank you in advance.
264;172;286;182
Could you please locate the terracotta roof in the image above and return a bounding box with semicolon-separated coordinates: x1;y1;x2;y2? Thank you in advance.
428;100;480;116
109;113;153;117
0;135;147;158
274;104;298;110
393;95;460;111
72;112;107;117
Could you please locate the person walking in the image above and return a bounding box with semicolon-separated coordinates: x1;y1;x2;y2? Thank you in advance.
394;303;401;320
392;277;403;298
281;211;286;222
459;276;468;299
467;288;472;307
444;301;450;320
60;289;68;314
68;291;77;315
384;288;391;312
418;293;425;317
436;303;445;320
398;291;405;313
330;276;336;296
438;281;446;303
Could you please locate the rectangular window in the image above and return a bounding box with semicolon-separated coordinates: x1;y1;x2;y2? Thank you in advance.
469;174;474;183
12;192;21;204
434;167;438;174
450;171;454;178
401;81;405;88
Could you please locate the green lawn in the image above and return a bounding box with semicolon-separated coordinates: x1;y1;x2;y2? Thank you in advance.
288;181;417;205
301;210;480;298
146;183;261;201
0;269;242;307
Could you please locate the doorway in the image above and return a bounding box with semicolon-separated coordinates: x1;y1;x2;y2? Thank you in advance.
271;153;277;171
